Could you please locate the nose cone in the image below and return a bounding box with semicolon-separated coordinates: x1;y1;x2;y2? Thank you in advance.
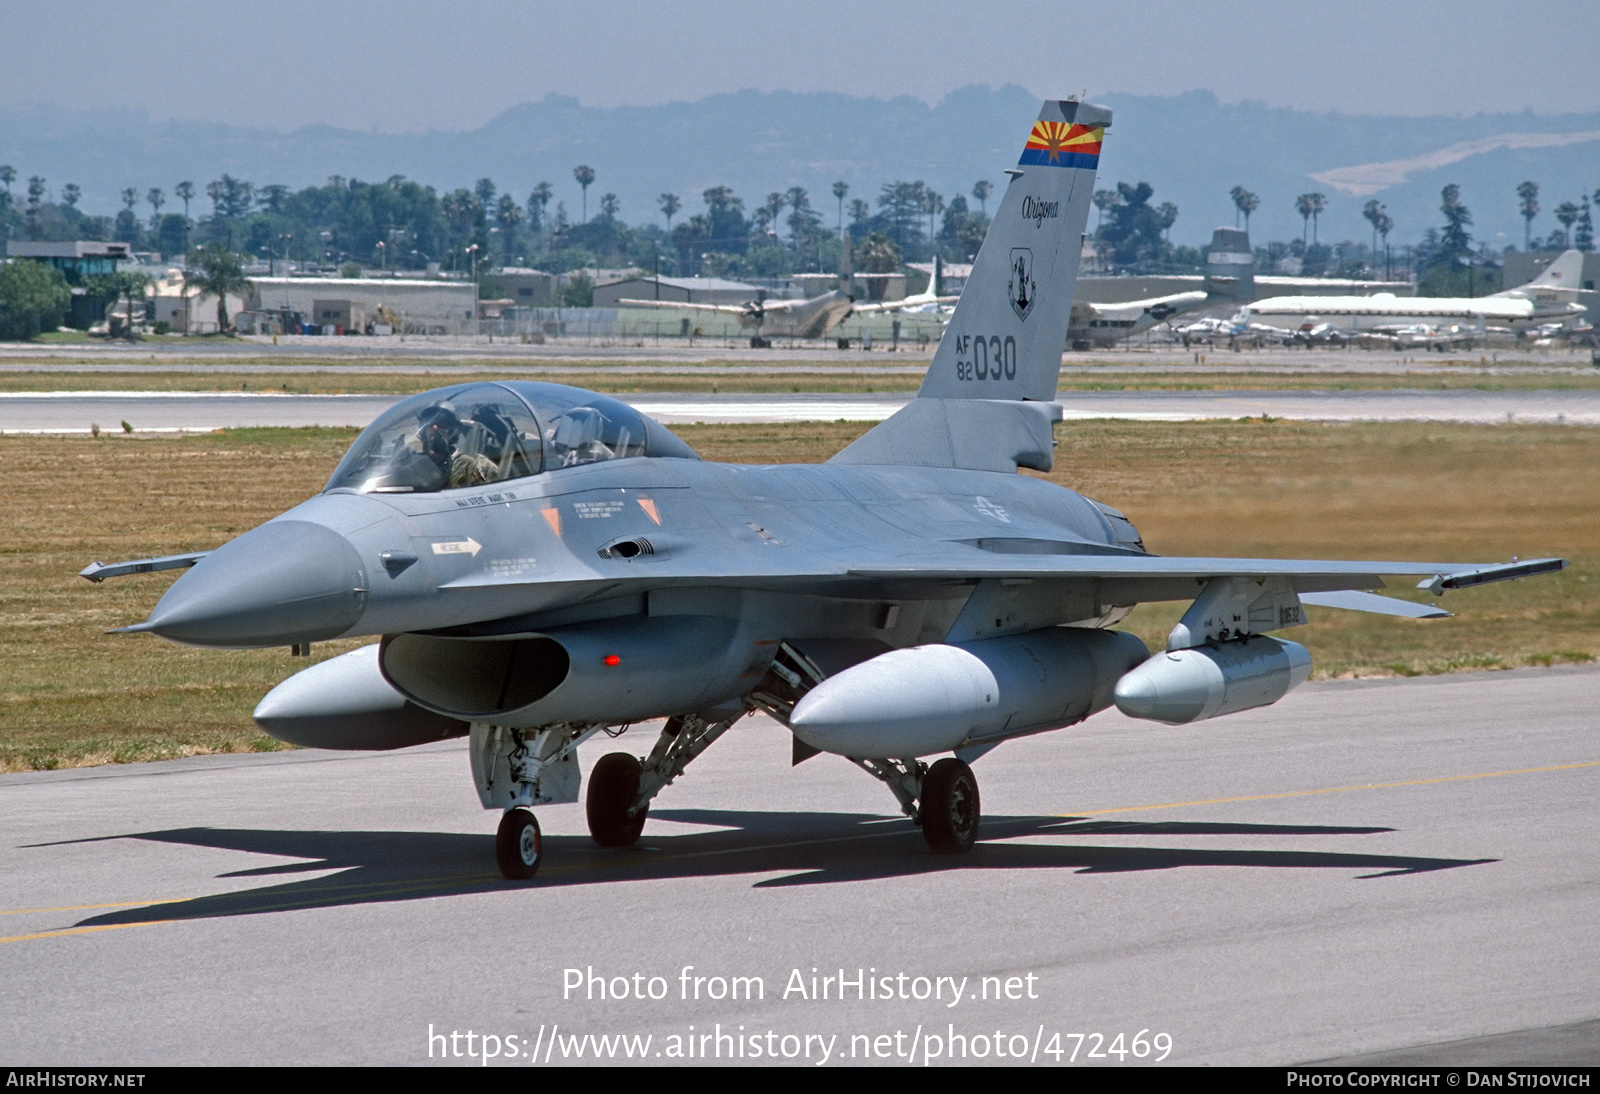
138;520;368;648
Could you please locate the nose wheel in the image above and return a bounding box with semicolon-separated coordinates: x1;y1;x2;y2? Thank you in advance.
496;808;542;879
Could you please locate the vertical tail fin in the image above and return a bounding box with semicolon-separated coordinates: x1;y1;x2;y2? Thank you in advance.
917;100;1110;402
1204;228;1255;302
1522;249;1584;292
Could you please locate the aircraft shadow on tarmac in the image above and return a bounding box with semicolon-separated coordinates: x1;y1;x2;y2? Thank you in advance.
48;810;1495;929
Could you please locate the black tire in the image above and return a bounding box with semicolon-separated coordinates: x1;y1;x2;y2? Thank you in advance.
921;758;980;854
496;808;542;880
587;752;647;847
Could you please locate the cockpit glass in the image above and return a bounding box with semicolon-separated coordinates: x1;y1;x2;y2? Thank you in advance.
323;382;692;495
530;387;649;469
323;384;543;494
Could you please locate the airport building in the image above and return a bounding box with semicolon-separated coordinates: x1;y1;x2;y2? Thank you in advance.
592;275;759;308
489;268;558;307
245;277;477;334
4;240;132;279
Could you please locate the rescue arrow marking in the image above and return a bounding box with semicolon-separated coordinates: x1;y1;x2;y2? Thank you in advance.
431;538;482;557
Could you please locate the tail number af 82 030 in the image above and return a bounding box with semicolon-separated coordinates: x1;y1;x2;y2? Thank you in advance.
953;335;1018;382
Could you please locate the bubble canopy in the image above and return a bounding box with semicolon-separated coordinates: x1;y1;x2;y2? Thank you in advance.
323;382;699;495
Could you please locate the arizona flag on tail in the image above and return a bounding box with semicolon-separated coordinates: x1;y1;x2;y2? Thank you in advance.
1019;119;1105;170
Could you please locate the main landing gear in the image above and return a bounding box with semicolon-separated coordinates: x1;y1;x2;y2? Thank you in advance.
853;755;981;854
584;711;741;849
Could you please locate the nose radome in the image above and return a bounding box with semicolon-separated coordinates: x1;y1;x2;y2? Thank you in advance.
138;520;368;648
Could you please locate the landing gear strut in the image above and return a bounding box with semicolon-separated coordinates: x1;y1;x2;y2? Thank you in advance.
853;755;981;854
584;711;745;848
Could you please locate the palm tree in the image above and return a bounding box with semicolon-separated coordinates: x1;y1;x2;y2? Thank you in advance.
1230;186;1259;231
1362;199;1384;257
786;186;811;252
528;182;553;232
495;194;522;263
1574;200;1593;252
832;181;848;241
573;165;595;223
764;192;786;237
0;165;14;202
63;184;82;208
658;192;680;233
121;187;137;215
1516;181;1540;250
598;193;619;220
925;189;945;248
183;244;251;333
26;176;45;237
1439;185;1473;259
174;181;194;253
1553;201;1579;249
146;188;165;229
972;180;993;218
1295;193;1325;245
1376;210;1394;277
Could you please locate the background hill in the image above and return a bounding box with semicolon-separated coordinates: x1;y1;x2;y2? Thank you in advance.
3;86;1596;250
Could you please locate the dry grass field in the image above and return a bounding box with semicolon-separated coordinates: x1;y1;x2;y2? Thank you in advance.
2;360;1597;396
2;419;1594;771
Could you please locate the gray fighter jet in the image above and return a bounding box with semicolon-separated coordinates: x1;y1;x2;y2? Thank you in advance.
86;101;1564;880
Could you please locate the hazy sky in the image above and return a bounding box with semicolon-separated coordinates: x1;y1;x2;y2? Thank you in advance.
4;0;1598;131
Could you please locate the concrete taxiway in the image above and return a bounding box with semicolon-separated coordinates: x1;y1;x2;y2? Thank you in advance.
4;387;1600;433
2;665;1596;1066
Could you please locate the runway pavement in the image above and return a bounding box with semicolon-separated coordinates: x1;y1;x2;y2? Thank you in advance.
2;664;1595;1066
5;387;1600;432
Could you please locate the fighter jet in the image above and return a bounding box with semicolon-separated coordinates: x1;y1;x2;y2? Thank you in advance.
85;100;1564;880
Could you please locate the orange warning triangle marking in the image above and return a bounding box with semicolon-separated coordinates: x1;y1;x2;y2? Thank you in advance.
541;507;561;536
637;498;661;525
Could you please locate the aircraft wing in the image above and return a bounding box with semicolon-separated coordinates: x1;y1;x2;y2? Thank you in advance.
851;295;961;315
845;554;1566;605
617;298;754;317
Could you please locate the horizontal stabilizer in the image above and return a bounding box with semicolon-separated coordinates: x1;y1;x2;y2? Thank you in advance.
1417;558;1567;594
1300;590;1451;618
828;398;1060;473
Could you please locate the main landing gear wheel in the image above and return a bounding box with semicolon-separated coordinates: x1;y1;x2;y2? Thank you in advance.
587;752;647;847
496;808;542;879
921;758;980;854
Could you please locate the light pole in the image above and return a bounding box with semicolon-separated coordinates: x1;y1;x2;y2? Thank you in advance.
465;243;481;339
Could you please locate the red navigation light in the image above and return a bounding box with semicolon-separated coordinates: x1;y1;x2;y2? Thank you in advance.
603;654;621;667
